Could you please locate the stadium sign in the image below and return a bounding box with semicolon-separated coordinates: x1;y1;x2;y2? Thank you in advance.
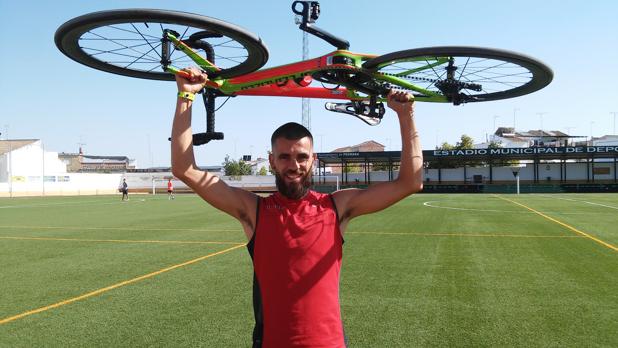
432;146;618;157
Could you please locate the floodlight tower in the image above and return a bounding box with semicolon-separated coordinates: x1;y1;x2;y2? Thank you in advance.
294;15;311;130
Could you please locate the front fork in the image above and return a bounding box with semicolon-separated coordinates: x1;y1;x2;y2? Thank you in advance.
162;30;224;145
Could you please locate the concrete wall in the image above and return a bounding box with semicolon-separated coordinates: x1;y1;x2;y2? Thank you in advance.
122;172;276;193
1;141;115;197
2;162;615;197
0;173;123;197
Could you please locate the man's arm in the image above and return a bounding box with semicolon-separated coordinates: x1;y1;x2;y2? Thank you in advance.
171;68;257;240
332;91;423;233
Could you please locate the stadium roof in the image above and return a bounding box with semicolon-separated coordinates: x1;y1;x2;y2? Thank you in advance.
0;139;38;155
317;145;618;165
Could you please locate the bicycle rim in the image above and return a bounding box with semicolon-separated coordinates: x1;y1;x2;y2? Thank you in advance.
363;46;553;103
55;9;269;80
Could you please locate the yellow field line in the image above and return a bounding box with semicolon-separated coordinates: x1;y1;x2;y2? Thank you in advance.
0;243;246;325
347;231;582;238
494;195;617;252
0;236;244;245
0;225;239;233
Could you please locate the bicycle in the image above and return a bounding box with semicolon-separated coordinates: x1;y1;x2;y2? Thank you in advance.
55;1;553;145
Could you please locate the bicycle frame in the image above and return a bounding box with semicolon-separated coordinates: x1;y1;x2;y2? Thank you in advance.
164;32;448;103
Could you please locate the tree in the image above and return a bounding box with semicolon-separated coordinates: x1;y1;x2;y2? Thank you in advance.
343;164;363;173
487;140;502;149
438;141;454;150
429;141;457;168
456;134;474;149
258;166;268;176
371;162;399;171
371;162;389;171
429;135;476;168
222;155;252;176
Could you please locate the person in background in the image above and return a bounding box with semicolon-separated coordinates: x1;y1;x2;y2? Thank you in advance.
120;178;129;201
167;178;175;200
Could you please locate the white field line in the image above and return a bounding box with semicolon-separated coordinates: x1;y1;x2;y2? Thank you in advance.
0;236;244;245
0;195;196;209
422;201;593;215
533;194;618;210
0;200;121;209
0;225;239;233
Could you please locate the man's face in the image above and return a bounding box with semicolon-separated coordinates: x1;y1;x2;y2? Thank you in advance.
269;136;315;199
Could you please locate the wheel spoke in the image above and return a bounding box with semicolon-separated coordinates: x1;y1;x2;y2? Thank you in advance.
84;48;160;62
78;22;253;74
84;42;159;58
125;41;163;69
382;57;535;95
82;31;161;63
214;54;245;64
425;59;443;80
107;24;161;40
130;23;162;60
457;57;471;83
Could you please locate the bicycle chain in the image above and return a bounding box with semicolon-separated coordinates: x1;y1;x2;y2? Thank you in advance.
380;71;440;83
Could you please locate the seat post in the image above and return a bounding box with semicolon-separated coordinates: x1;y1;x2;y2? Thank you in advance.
292;1;350;50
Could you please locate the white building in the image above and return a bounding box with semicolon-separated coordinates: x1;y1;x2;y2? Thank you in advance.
248;157;270;175
0;140;67;182
0;139;122;197
476;127;578;149
592;135;618;146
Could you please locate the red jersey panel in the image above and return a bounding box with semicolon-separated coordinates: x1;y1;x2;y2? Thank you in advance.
253;190;344;348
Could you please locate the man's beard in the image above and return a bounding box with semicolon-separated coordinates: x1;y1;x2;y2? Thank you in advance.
275;170;312;200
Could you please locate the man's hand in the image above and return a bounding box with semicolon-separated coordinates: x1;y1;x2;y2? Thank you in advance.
175;67;208;94
386;90;414;118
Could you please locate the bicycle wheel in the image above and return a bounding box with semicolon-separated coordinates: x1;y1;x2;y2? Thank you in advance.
363;46;552;104
55;9;269;80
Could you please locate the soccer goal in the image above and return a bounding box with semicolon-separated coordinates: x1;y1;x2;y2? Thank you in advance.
312;175;340;192
151;177;188;195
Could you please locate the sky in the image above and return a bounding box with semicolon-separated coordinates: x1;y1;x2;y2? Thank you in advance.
1;0;617;168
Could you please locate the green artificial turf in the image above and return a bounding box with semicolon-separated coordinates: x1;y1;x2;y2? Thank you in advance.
1;193;616;347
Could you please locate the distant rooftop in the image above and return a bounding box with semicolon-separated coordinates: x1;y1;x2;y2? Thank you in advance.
0;139;38;155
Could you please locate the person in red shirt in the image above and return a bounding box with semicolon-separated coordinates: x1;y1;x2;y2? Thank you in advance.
171;68;423;347
167;178;175;200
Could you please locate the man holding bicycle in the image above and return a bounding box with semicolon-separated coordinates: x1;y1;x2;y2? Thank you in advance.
171;68;423;347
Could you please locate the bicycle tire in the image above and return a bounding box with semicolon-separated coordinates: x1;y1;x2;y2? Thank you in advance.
55;9;269;80
362;46;552;103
